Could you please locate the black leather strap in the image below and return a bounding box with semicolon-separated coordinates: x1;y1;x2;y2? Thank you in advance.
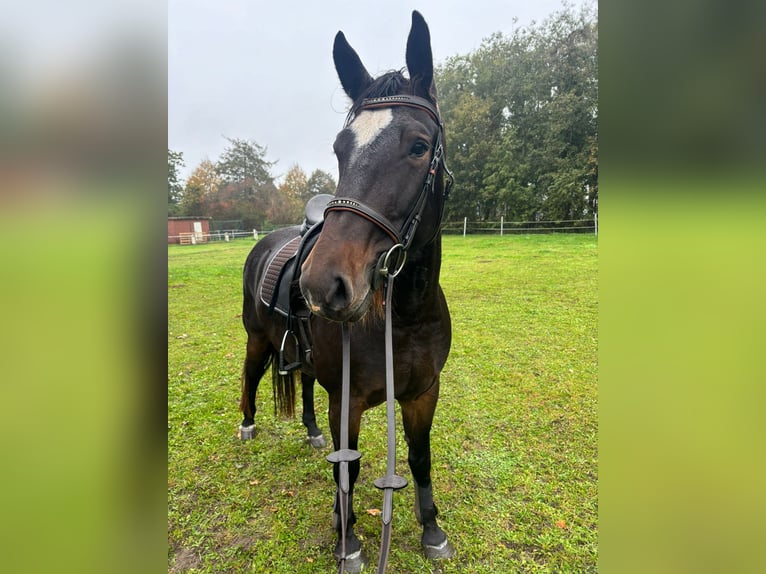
374;275;408;574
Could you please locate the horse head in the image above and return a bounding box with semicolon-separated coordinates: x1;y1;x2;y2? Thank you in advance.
301;11;451;323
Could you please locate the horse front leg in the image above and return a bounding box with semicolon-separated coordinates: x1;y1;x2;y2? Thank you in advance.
327;396;367;573
300;376;326;448
400;380;455;560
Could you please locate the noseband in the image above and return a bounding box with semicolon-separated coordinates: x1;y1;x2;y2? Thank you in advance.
324;94;454;257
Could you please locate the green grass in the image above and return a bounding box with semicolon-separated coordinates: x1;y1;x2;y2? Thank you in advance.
168;234;597;573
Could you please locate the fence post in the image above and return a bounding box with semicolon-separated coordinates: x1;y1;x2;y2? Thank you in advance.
253;229;258;241
500;216;504;236
463;217;467;237
594;212;598;236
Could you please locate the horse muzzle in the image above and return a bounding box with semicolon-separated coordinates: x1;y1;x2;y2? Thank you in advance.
300;265;374;323
299;240;379;324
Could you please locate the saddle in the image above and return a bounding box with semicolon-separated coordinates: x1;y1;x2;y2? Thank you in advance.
258;194;332;374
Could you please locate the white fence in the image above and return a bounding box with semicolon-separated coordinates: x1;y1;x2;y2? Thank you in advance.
167;230;261;244
441;215;597;236
169;215;598;244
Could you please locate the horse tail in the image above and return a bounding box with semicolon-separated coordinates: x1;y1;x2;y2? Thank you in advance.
240;348;300;419
273;367;300;418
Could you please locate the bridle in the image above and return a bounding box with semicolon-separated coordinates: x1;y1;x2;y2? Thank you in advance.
322;94;453;574
324;94;454;275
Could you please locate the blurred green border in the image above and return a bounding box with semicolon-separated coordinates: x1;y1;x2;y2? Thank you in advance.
600;175;766;573
601;0;766;569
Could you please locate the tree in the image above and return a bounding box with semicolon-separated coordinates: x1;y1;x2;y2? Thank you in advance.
305;169;337;199
271;164;307;223
440;92;497;220
215;137;275;188
181;159;220;216
212;137;278;229
168;149;185;215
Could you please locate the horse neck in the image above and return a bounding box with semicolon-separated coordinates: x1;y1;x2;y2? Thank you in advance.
392;236;443;320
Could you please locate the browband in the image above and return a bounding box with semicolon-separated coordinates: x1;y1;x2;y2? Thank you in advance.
355;95;440;126
345;94;442;129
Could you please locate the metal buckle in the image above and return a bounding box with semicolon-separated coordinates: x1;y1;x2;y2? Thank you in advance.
378;244;407;279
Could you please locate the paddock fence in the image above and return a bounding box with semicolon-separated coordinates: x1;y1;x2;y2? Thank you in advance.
167;223;291;244
442;215;597;236
168;215;597;244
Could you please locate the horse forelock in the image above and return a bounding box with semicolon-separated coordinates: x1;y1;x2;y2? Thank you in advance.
359;70;410;101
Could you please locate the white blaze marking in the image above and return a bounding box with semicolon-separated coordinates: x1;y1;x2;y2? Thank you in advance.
350;109;393;150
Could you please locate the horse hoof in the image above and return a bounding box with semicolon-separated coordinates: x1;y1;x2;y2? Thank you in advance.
307;433;326;448
238;424;256;441
335;549;368;573
423;538;455;560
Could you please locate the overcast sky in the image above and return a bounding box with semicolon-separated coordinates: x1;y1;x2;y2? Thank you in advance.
169;0;592;182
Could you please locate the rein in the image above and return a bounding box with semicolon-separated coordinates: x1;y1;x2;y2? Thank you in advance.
331;270;406;574
371;269;408;573
324;94;451;573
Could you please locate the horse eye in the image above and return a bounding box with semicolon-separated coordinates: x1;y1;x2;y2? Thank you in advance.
410;141;429;157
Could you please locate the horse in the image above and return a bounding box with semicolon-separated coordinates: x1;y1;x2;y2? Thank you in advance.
239;11;454;572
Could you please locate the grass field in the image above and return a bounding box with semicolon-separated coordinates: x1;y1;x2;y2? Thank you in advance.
168;233;597;573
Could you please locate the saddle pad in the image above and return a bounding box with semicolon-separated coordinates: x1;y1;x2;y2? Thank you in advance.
259;235;302;311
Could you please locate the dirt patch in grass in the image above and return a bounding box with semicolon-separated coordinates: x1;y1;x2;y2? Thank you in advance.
170;546;200;573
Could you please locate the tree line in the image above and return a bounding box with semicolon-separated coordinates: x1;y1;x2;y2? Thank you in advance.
168;137;336;230
437;3;597;222
168;4;597;227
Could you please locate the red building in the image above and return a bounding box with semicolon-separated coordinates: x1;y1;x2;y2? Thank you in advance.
167;217;211;244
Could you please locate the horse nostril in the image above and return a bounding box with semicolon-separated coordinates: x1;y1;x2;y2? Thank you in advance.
328;274;352;311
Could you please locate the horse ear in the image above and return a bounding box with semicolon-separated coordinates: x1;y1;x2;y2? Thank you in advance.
406;11;435;100
333;31;373;102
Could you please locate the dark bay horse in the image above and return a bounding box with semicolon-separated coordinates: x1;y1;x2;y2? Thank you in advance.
239;11;453;572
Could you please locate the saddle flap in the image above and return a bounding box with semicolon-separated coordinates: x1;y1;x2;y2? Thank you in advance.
259;235;302;316
258;222;323;318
